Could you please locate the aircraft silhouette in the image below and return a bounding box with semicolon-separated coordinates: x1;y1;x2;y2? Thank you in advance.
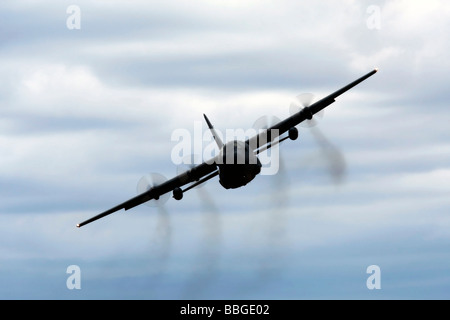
77;69;378;227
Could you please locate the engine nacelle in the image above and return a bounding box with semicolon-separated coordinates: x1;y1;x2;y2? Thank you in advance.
173;187;183;200
289;127;299;140
217;140;262;189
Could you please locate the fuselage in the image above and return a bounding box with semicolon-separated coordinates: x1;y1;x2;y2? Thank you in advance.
216;140;261;189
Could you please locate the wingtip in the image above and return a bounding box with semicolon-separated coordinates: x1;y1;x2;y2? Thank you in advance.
76;224;80;228
374;67;379;72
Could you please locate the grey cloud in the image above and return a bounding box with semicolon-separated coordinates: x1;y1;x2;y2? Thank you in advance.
0;0;449;299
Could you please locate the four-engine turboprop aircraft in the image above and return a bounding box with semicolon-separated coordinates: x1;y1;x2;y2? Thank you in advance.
77;69;378;228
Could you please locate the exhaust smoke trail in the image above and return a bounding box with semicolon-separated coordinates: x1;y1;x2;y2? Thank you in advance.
232;153;290;298
146;206;172;292
310;126;347;185
181;187;222;299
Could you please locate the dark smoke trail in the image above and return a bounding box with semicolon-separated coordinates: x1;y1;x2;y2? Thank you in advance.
180;187;222;299
309;126;347;185
232;153;290;298
147;206;172;281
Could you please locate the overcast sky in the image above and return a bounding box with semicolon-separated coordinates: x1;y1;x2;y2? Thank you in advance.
0;0;449;300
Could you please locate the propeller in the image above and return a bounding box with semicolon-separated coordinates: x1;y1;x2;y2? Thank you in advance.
176;154;205;189
289;93;324;128
252;115;284;147
252;115;281;131
136;172;170;207
289;93;346;184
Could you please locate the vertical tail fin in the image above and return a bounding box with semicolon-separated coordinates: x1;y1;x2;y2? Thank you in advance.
203;114;224;149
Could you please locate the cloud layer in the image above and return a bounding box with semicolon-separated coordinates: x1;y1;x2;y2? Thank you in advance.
0;0;449;299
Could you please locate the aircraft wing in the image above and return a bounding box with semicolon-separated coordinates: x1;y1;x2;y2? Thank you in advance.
77;162;217;227
247;69;378;152
78;69;377;227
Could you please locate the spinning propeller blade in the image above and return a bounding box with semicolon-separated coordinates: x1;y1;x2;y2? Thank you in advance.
289;93;324;128
137;173;170;207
